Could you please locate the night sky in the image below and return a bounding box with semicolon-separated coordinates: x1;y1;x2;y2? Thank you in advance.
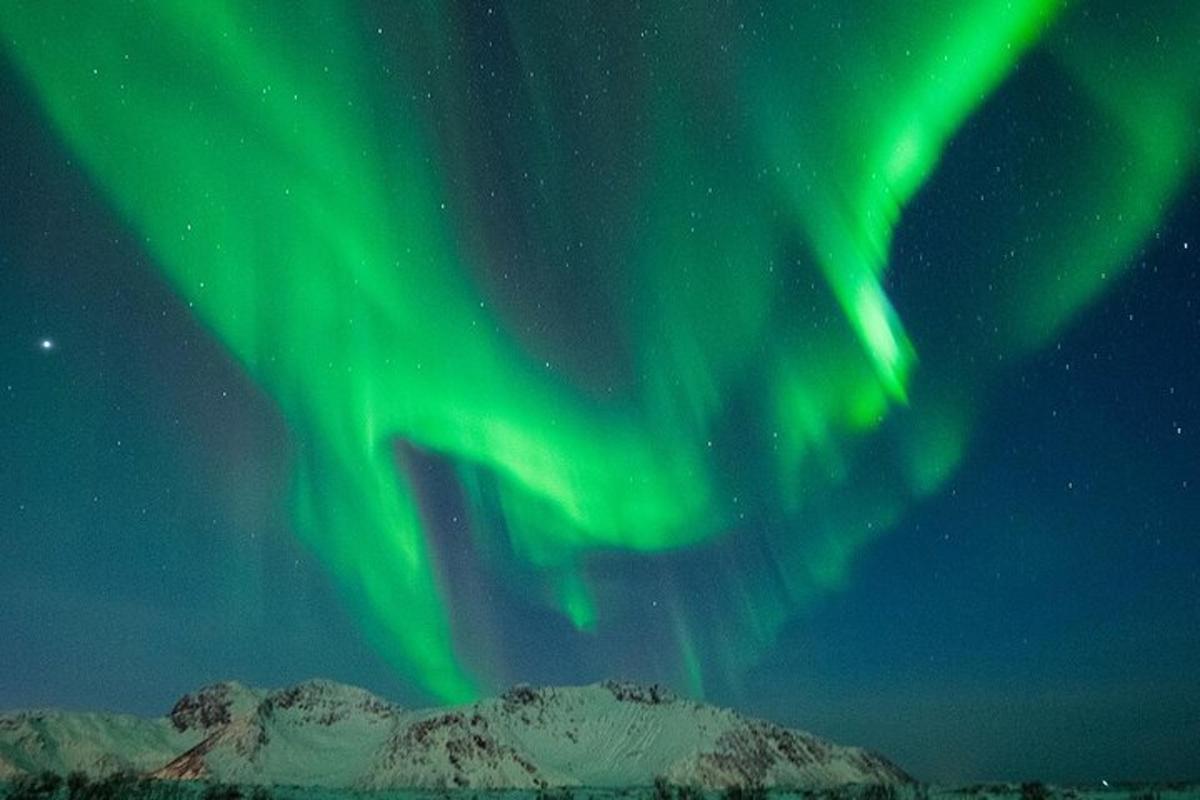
1;0;1198;785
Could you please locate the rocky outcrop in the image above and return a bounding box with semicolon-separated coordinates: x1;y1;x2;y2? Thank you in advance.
0;679;911;790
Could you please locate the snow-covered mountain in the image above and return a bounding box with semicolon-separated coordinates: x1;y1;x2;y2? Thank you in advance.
0;680;910;790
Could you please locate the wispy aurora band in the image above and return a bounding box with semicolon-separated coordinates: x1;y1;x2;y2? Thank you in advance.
2;1;1197;701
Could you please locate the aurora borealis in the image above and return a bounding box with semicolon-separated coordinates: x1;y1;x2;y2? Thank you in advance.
2;0;1199;782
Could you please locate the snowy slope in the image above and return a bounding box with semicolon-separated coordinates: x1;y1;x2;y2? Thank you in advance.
0;679;910;789
0;709;200;779
481;682;906;788
153;680;399;787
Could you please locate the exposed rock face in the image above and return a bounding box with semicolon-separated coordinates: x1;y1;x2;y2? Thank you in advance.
365;710;555;790
0;680;912;790
262;679;395;724
601;680;675;705
169;682;255;733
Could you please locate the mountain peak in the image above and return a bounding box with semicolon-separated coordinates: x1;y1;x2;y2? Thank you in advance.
5;679;912;790
168;681;259;733
598;679;677;705
262;679;396;723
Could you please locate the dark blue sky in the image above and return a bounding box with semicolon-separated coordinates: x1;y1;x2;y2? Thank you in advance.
2;5;1198;785
745;189;1200;779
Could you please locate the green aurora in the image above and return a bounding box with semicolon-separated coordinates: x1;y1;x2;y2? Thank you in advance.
2;0;1197;702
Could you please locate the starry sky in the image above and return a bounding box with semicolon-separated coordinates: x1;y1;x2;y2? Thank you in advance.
1;0;1198;785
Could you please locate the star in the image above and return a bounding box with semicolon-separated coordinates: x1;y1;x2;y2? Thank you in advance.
38;338;54;351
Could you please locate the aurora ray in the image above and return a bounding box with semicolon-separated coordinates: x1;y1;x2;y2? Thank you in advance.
2;0;1196;703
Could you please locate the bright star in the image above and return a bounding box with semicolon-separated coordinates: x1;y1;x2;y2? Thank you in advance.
39;338;54;351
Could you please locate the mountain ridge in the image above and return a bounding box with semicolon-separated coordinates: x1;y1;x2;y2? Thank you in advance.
0;679;911;790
